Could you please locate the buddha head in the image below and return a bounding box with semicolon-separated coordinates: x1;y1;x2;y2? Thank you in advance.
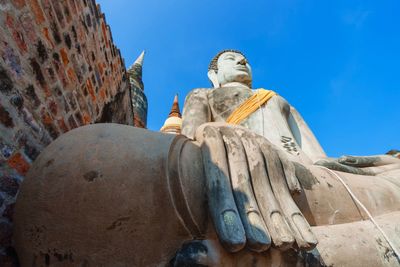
208;49;252;88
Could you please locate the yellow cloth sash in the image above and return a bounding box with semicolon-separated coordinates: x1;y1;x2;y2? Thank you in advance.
226;89;277;125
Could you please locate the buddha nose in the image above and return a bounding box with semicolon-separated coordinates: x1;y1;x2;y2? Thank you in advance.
237;58;247;65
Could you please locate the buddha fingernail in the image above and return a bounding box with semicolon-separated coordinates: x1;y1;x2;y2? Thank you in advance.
221;210;245;247
292;214;317;244
270;212;294;244
247;211;271;247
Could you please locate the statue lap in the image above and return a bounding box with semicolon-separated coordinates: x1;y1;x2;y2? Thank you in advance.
13;124;400;266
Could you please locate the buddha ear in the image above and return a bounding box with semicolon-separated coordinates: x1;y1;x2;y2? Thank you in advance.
207;70;220;88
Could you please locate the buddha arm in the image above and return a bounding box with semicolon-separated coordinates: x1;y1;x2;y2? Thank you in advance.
286;103;327;163
182;88;211;139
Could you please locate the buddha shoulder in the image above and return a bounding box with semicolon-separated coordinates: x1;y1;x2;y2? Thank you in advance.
184;88;210;105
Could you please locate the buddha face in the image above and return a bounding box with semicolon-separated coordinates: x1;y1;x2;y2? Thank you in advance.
216;52;252;87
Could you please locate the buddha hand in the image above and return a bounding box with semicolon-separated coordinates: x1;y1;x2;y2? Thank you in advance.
194;122;317;253
315;155;400;176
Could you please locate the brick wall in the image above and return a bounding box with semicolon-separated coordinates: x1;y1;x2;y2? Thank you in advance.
0;0;141;265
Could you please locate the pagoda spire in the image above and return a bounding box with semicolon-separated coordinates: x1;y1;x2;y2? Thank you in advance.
127;50;145;90
168;94;181;118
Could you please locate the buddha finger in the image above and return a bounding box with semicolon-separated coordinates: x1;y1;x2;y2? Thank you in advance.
314;159;374;176
235;129;294;251
219;126;271;252
275;149;302;195
339;155;400;167
361;163;400;175
200;126;246;252
257;139;317;251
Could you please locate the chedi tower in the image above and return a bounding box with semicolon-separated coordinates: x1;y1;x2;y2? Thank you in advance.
160;94;182;134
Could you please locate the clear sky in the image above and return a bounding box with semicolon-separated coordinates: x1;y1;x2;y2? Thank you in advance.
97;0;399;157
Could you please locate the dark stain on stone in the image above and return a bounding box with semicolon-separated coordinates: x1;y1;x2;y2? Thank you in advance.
376;237;397;263
170;240;208;267
30;58;45;86
64;33;72;49
294;162;318;190
0;105;14;127
106;216;131;230
44;159;54;168
45;253;50;266
326;182;333;188
0;67;13;93
299;249;329;267
84;170;101;182
36;40;48;63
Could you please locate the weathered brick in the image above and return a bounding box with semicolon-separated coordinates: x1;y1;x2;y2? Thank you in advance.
36;40;48;64
51;1;65;28
0;68;14;93
0;141;14;160
28;0;46;25
19;11;38;45
42;27;54;48
83;112;91;125
57;118;69;133
59;48;69;66
1;43;23;77
61;1;72;23
29;58;51;97
86;78;96;102
7;153;30;175
74;111;83;125
66;67;77;85
47;99;58;116
63;33;72;49
67;114;77;129
0;105;14;128
23;85;41;109
5;14;27;53
13;0;26;9
23;142;40;161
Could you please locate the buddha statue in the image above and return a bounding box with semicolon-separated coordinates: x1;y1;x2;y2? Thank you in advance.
13;50;400;266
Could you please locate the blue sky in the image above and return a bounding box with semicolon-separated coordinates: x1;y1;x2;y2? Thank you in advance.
97;0;399;157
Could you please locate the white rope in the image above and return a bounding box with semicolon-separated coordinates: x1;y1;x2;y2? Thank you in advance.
316;165;400;260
